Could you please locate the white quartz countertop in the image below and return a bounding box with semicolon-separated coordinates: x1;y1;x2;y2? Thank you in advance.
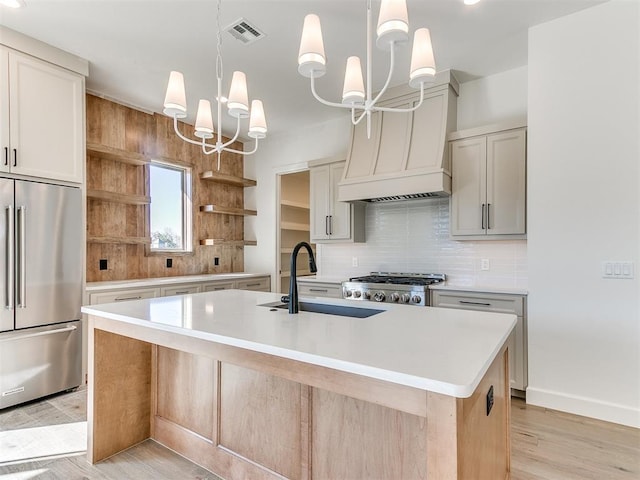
86;273;270;292
82;290;515;398
430;284;528;295
296;275;345;284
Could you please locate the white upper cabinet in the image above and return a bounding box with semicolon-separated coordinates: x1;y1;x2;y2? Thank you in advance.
450;126;526;239
310;159;365;243
0;47;84;183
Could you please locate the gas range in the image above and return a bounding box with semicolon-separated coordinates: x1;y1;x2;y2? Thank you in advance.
341;272;446;306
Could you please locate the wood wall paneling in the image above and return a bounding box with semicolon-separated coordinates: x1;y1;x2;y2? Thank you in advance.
85;94;248;281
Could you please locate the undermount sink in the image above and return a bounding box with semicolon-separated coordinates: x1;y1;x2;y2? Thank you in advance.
259;301;383;318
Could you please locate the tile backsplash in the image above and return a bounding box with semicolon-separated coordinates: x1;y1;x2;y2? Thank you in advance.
317;198;528;289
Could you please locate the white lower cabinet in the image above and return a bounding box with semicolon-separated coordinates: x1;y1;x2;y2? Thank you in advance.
88;275;271;305
89;287;160;305
431;290;527;394
296;279;343;299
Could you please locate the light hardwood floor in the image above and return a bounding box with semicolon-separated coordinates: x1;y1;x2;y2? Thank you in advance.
0;389;638;479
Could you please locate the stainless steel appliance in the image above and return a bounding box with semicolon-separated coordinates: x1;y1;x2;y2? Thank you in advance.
0;178;83;409
342;272;446;306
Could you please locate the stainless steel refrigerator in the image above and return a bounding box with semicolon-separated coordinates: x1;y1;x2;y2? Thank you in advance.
0;178;83;409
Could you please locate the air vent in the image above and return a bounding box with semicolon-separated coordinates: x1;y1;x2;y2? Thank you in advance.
224;18;265;45
366;192;444;203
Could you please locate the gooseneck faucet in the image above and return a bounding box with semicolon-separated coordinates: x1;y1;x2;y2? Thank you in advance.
288;241;317;314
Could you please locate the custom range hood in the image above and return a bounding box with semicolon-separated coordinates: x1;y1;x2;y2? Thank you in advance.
338;71;458;202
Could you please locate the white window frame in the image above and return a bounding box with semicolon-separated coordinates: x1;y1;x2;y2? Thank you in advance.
148;159;193;254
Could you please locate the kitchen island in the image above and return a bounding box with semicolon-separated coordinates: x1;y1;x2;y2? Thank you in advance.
82;290;516;480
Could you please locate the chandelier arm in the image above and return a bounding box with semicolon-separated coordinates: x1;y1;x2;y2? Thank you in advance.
225;138;259;155
370;42;397;107
172;116;215;147
220;116;242;149
372;84;425;113
352;108;368;126
310;75;354;110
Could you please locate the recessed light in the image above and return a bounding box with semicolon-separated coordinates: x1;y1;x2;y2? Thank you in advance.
464;0;481;5
0;0;26;8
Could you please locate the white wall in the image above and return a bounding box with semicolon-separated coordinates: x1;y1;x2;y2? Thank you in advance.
244;116;351;291
457;66;528;131
527;0;640;427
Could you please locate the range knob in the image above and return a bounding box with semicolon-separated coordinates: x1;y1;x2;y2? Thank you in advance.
373;291;386;302
345;290;353;297
353;290;362;298
363;291;371;300
390;292;400;302
400;293;411;303
411;295;422;304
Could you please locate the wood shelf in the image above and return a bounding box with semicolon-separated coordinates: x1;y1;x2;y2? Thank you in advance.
87;189;151;205
86;142;149;166
281;199;309;210
280;221;310;232
199;205;257;216
199;239;257;246
88;235;151;245
200;171;257;187
280;270;312;277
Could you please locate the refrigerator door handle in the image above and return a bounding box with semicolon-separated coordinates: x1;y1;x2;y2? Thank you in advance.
5;205;14;310
0;325;77;342
17;206;26;309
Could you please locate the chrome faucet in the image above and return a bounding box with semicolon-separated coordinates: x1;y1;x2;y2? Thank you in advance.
288;241;317;314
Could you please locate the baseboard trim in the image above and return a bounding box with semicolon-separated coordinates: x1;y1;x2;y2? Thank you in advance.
526;386;640;428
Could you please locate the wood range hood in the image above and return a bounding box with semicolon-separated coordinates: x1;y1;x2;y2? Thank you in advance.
338;70;459;203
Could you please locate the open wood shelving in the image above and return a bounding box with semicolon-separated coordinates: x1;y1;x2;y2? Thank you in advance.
199;239;257;247
199;205;257;216
200;171;257;187
86;142;149;166
87;235;151;245
87;189;151;205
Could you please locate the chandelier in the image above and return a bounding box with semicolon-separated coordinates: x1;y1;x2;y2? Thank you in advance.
162;0;267;170
297;0;436;139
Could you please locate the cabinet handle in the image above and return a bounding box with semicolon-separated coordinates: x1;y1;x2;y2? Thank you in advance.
481;204;486;230
325;215;329;236
115;295;142;301
212;287;226;290
309;288;328;292
329;215;333;235
174;291;190;295
459;300;492;307
12;149;17;167
487;204;491;230
244;282;261;287
4;147;7;166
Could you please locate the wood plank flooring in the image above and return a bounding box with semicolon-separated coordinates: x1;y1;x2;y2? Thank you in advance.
0;389;637;479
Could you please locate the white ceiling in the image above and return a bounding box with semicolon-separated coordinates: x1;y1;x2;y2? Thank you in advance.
1;0;606;138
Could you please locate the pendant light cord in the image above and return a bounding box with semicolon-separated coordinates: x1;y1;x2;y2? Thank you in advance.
216;0;223;82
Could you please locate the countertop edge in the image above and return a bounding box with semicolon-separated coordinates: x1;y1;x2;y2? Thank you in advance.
429;284;529;295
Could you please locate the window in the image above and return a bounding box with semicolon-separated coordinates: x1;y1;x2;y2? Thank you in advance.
149;160;192;252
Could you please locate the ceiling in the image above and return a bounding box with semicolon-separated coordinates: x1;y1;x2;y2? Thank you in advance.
1;0;606;139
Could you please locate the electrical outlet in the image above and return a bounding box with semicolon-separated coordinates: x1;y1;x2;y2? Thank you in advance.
214;257;220;266
481;258;490;271
486;385;494;416
352;257;359;267
99;259;107;271
166;258;172;268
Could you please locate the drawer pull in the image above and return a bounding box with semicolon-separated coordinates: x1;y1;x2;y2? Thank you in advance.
115;295;142;301
459;300;491;306
174;291;190;294
213;287;226;290
244;283;261;287
309;288;328;292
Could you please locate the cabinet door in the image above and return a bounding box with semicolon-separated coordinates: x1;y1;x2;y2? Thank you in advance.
450;137;487;236
486;129;526;235
8;50;84;183
0;48;9;174
328;162;351;240
310;164;331;241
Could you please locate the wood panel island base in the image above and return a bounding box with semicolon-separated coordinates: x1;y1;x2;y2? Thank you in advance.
83;290;515;480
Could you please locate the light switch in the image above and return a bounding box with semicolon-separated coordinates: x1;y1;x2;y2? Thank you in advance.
602;261;634;279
